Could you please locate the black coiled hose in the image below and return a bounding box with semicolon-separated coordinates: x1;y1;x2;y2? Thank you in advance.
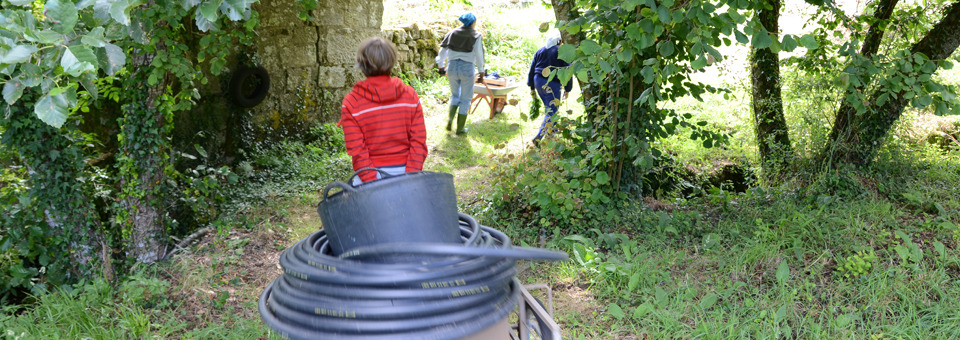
259;213;567;340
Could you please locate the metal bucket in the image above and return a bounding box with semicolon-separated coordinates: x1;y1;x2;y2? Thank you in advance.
317;169;461;256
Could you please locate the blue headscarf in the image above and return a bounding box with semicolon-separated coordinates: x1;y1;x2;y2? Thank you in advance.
459;12;476;27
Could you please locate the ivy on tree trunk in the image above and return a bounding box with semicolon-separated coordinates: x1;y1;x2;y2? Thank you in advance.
118;48;173;264
750;0;792;168
826;1;960;165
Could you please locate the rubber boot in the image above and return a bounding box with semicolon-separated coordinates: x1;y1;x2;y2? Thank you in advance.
455;114;469;135
446;105;457;131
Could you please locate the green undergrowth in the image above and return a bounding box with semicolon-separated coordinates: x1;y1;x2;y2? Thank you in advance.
491;142;960;339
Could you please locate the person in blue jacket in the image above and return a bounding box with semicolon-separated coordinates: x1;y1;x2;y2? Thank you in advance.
527;29;572;146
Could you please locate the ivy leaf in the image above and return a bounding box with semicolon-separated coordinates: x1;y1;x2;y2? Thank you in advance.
799;34;818;50
110;0;131;26
579;39;601;56
81;27;107;47
96;42;125;76
0;45;39;64
781;35;798;52
35;93;69;128
595;171;611;185
80;72;98;100
3;78;25;105
659;40;675;57
200;0;224;22
752;30;772;49
558;44;577;62
45;0;79;34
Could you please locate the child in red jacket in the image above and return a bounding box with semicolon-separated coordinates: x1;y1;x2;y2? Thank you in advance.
339;37;428;184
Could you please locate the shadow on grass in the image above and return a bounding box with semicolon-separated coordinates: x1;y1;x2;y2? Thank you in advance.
436;133;480;170
466;107;526;145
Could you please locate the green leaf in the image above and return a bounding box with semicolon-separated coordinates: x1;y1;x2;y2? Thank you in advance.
110;0;131;26
657;6;671;24
623;0;642;11
639;33;655;49
96;43;125;76
200;0;223;22
0;236;12;252
61;47;96;77
782;35;798;52
76;0;96;10
35;93;69;128
9;0;34;5
1;45;39;64
558;44;577;62
45;0;79;34
752;31;772;49
934;241;946;259
81;27;106;47
617;48;634;62
628;273;641;292
194;144;209;158
633;303;653;319
734;30;748;44
691;55;707;69
659;41;675;57
182;0;202;7
699;293;718;310
2;78;25;105
775;261;790;283
80;72;98;100
941;60;953;70
68;44;98;65
20;63;42;86
579;39;601;56
9;263;33;279
799;34;819;50
607;303;625;319
595;171;610;185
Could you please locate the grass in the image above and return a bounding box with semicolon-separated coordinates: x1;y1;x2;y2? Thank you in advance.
3;2;960;340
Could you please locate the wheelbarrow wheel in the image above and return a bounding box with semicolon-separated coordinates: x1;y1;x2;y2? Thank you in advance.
523;297;552;340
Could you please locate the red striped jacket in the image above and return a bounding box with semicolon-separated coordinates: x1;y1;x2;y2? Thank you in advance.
339;75;428;182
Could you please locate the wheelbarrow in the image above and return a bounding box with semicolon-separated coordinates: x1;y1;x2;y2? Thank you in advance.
471;79;523;119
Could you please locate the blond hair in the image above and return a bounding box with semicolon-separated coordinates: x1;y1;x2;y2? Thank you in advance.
356;37;397;77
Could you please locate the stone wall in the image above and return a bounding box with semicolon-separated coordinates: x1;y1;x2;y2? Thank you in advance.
381;23;444;77
177;0;386;164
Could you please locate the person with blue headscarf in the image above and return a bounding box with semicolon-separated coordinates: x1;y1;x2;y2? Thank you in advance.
527;29;572;146
436;12;486;136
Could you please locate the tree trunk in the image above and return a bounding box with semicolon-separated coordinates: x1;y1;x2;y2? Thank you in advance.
750;0;792;168
550;0;581;46
825;0;900;162
829;1;960;165
120;48;173;263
